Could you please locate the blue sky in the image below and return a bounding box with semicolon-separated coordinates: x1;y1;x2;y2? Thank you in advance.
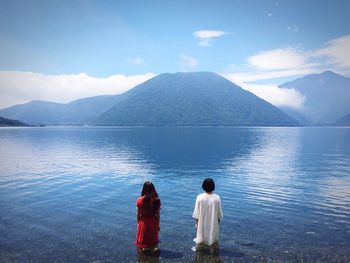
0;0;349;108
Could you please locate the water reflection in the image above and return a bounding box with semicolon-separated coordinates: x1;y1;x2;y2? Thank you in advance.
224;127;302;204
137;250;160;263
0;129;155;180
96;126;261;171
195;250;221;263
0;127;262;179
193;245;246;262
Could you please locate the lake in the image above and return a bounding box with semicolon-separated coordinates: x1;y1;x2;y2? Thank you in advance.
0;126;349;262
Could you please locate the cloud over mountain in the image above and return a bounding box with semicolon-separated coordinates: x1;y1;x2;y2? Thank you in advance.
0;71;155;109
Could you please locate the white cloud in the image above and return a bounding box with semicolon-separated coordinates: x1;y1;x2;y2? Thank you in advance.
240;83;305;109
193;30;226;47
221;75;306;109
247;47;310;70
245;34;350;78
222;47;315;109
222;34;350;109
194;30;226;39
179;54;198;71
222;68;317;82
0;71;155;109
315;34;350;69
237;34;350;83
127;57;145;65
222;47;317;109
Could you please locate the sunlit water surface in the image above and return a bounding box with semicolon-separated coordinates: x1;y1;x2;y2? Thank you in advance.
0;126;349;262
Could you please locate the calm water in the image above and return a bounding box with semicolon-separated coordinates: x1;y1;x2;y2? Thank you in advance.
0;126;350;262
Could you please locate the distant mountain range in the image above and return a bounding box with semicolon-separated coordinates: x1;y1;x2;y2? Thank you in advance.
336;113;350;126
0;71;349;126
0;72;297;126
0;95;120;125
0;116;29;127
279;71;350;125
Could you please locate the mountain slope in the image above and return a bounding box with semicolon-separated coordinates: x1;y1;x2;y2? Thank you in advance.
0;95;120;125
94;72;299;126
0;116;29;127
0;100;65;125
280;71;350;124
336;113;350;126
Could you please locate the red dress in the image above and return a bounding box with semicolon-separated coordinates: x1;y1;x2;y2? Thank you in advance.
135;196;160;248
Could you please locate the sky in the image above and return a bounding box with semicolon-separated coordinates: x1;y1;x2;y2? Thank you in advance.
0;0;349;109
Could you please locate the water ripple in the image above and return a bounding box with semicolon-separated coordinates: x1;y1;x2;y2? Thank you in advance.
0;126;350;262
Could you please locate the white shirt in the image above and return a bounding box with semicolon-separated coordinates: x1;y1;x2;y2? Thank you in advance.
192;192;223;245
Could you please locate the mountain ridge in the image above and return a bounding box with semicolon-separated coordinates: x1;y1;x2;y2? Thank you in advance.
0;116;29;127
7;71;350;126
0;95;120;125
335;113;350;126
93;72;299;126
279;71;350;125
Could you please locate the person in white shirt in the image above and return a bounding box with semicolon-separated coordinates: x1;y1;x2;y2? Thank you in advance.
192;178;223;252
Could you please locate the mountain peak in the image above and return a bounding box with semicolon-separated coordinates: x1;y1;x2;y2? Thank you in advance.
320;70;336;75
279;71;350;124
161;71;218;75
0;72;299;126
319;71;346;78
156;71;220;79
94;72;298;126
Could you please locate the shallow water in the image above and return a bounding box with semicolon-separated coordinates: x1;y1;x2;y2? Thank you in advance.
0;126;349;262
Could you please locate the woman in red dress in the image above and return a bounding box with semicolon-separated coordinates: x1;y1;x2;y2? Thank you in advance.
135;181;161;253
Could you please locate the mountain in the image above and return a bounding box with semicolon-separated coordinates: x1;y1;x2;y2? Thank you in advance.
280;71;350;125
0;95;120;125
279;106;309;125
335;113;350;126
0;100;65;125
0;116;29;127
93;72;299;126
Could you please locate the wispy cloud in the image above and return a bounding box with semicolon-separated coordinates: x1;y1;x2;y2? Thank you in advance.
127;57;145;65
193;30;226;47
247;47;311;70
238;82;305;109
221;74;306;109
222;34;350;109
179;54;198;71
0;71;155;109
222;47;315;108
230;34;350;83
222;46;319;87
315;34;350;70
223;68;317;83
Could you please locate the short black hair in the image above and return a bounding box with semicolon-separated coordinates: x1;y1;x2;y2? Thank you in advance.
202;178;215;192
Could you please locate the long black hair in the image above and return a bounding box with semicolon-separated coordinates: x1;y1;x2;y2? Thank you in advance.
141;181;160;215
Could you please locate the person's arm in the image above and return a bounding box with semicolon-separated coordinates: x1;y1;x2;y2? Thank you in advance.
193;196;199;228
